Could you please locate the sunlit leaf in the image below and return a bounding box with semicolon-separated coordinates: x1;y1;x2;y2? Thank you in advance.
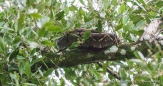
79;0;85;5
115;23;123;31
120;69;127;80
119;3;126;14
123;15;129;24
30;13;42;19
102;64;107;74
24;61;31;78
133;51;141;59
148;12;157;17
19;62;24;76
38;28;46;37
10;73;16;79
123;21;133;32
47;26;63;32
41;40;53;46
23;83;37;86
26;0;36;7
134;20;144;30
17;55;25;59
129;59;144;64
112;0;118;5
90;68;100;79
18;14;25;30
96;20;102;33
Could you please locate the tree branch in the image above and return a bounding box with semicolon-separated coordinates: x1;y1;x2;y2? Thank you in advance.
33;40;161;70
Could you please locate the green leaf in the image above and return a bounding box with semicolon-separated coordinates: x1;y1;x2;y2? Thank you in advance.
102;64;107;74
38;28;46;37
60;78;65;86
30;56;45;66
29;13;42;19
96;20;102;33
47;26;63;32
137;83;154;86
64;68;76;79
90;68;100;79
44;22;53;27
145;16;151;24
69;5;78;11
134;20;144;30
69;42;80;49
18;14;25;30
9;48;19;61
79;0;85;5
44;68;54;77
156;1;163;7
56;11;64;20
24;61;31;78
148;12;157;17
0;65;3;73
119;3;126;14
138;0;146;6
23;83;37;86
55;70;59;77
10;73;16;80
83;30;90;40
115;23;123;31
64;7;69;15
30;48;36;56
120;69;127;80
19;62;24;76
123;21;133;32
112;0;118;5
123;15;129;24
130;15;144;24
26;0;36;7
17;55;25;60
13;36;21;44
130;59;144;66
133;51;141;59
41;40;53;46
0;37;7;53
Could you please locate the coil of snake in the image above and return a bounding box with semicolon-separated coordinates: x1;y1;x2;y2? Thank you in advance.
56;28;120;51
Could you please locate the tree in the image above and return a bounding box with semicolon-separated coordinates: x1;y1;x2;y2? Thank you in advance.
0;0;163;85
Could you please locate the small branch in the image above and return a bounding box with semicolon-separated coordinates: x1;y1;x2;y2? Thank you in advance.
97;62;121;80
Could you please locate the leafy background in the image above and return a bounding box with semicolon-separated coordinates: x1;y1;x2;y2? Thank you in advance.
0;0;163;86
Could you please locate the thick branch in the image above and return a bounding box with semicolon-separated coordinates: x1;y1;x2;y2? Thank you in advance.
33;40;161;70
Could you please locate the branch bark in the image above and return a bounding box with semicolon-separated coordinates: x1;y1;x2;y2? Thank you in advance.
33;40;161;69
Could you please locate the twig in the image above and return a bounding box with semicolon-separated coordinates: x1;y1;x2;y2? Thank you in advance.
97;62;121;80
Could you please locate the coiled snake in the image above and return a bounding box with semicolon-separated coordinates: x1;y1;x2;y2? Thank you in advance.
56;28;120;51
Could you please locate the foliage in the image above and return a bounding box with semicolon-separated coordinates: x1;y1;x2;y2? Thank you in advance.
0;0;163;85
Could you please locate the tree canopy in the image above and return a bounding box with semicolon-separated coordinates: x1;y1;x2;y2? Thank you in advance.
0;0;163;86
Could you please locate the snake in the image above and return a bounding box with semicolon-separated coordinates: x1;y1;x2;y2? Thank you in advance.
56;28;120;51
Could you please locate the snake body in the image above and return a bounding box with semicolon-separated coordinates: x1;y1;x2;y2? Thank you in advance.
56;28;120;51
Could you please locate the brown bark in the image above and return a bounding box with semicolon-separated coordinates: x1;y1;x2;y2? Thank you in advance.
33;40;161;70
